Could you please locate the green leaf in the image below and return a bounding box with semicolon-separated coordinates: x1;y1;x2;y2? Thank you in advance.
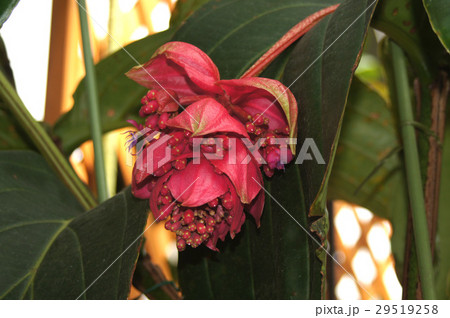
329;78;404;219
373;0;449;192
282;0;377;298
283;0;378;216
0;108;31;150
179;171;312;299
0;0;19;28
328;78;409;277
170;0;211;27
0;36;33;151
0;150;149;299
423;0;450;52
173;0;341;79
0;36;14;86
372;0;448;84
175;0;376;299
53;29;175;154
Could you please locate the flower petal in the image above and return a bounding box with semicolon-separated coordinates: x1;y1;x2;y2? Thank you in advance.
247;190;265;227
209;138;262;204
126;41;222;97
131;163;153;199
227;180;245;238
166;98;249;137
134;136;172;175
219;77;298;149
167;158;228;207
206;222;229;251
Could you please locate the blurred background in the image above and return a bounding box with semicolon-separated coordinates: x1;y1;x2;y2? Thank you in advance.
0;0;402;300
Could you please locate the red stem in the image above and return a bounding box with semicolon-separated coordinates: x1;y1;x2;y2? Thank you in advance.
241;4;339;79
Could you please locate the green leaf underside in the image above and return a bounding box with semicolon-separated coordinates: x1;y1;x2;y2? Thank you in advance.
423;0;450;52
329;79;405;219
0;151;148;299
175;0;376;299
328;78;409;279
53;29;175;154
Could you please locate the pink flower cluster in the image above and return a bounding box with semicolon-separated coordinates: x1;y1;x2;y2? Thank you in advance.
126;42;297;251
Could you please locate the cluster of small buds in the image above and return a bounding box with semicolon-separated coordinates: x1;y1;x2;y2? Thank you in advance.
245;114;292;177
245;113;269;136
138;89;180;132
161;190;236;251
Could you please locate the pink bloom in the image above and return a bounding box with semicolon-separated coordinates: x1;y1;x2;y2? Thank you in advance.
126;42;298;251
130;98;263;251
126;41;298;176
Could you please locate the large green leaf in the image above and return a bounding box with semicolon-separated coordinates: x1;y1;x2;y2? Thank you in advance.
170;0;211;27
178;171;312;299
283;0;378;216
0;0;19;28
0;150;148;299
423;0;450;52
175;0;376;299
329;79;404;219
53;29;175;154
282;0;378;299
328;78;409;277
173;0;340;79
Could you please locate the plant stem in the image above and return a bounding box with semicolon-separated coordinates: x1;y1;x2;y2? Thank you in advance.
0;71;96;210
390;41;436;300
77;0;108;203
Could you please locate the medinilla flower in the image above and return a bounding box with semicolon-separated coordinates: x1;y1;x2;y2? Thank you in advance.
126;41;297;251
126;41;298;177
129;98;264;251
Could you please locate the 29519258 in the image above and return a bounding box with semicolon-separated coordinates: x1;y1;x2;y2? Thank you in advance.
375;304;438;315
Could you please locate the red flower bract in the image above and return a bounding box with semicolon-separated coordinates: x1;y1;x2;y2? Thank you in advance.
126;41;297;251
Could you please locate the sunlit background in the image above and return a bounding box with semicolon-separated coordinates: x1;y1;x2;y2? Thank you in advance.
332;201;402;300
0;0;402;299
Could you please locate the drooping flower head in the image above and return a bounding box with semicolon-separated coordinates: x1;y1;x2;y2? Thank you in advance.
126;41;297;251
